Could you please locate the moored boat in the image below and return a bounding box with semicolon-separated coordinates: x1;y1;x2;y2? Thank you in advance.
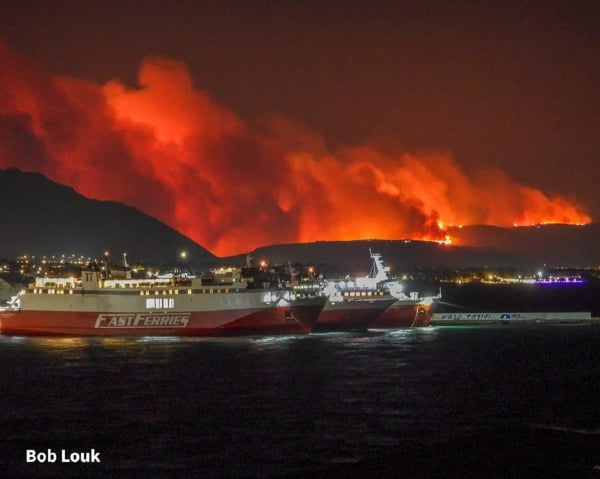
314;281;396;332
311;250;436;331
0;265;326;336
358;250;437;329
369;301;432;329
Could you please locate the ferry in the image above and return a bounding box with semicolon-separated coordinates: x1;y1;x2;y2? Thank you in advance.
0;264;326;336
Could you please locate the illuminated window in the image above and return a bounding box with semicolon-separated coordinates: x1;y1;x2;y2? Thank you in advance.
145;297;175;309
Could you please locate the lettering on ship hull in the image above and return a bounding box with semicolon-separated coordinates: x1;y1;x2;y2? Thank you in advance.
94;313;191;329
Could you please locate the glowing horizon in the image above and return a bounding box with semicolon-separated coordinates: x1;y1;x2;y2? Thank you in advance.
0;43;591;256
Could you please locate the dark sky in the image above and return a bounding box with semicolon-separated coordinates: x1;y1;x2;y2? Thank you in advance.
0;0;598;253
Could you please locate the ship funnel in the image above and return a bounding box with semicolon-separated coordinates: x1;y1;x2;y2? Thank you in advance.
82;268;102;290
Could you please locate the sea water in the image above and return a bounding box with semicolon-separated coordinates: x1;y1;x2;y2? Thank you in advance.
1;324;600;477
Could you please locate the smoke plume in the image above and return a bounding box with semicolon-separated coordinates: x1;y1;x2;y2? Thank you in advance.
0;42;591;256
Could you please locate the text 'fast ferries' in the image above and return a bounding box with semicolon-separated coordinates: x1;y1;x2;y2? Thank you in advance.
95;313;191;329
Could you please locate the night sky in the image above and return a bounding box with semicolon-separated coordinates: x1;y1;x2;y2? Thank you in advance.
0;0;598;255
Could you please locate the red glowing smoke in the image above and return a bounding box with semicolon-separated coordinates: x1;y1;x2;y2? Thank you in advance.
0;42;591;256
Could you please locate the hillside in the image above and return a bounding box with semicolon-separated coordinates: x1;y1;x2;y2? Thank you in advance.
2;168;599;270
235;240;532;275
449;224;600;267
0;168;216;265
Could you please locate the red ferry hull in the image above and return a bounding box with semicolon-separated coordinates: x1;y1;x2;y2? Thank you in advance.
314;298;396;332
369;301;431;329
0;302;324;337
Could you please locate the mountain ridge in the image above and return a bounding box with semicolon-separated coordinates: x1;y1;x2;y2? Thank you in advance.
2;168;598;269
0;167;216;265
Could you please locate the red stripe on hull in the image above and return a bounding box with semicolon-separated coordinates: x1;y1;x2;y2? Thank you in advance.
369;302;431;329
314;298;396;332
207;302;324;336
0;301;324;337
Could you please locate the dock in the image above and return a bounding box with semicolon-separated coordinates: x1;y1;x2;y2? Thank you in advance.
430;312;597;325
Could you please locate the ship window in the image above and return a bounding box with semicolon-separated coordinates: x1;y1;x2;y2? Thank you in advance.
187;289;192;295
146;297;175;309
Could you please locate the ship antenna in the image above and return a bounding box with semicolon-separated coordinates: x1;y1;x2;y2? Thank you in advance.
104;251;110;278
288;261;296;282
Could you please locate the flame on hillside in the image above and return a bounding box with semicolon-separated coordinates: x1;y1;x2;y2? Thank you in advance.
0;41;591;256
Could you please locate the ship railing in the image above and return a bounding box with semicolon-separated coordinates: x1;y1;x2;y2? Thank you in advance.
34;277;80;289
261;289;316;303
103;278;173;289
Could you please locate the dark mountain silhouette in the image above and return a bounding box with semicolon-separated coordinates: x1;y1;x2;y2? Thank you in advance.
2;168;599;270
448;224;600;267
230;240;533;276
0;168;216;265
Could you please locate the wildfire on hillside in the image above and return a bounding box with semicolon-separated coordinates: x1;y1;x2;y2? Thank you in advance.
0;42;590;256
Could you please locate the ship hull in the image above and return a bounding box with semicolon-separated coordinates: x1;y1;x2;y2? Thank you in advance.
314;297;396;332
0;292;326;337
369;301;431;329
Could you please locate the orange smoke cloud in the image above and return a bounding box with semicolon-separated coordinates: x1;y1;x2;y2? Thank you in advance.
0;41;591;256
